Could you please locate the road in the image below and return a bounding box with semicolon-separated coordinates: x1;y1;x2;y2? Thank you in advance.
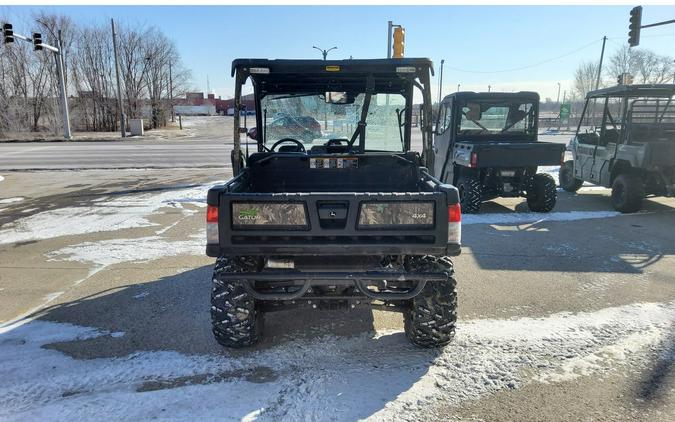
0;140;232;170
0;115;571;170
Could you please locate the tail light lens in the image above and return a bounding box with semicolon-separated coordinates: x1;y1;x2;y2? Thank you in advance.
447;203;461;244
206;205;219;244
470;152;478;168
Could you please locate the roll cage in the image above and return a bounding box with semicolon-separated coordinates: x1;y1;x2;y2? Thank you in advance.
575;84;675;146
230;58;436;175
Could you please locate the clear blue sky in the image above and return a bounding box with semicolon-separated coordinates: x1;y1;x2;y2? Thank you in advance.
3;5;674;100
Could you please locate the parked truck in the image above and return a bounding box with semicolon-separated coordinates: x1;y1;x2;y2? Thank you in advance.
432;92;566;213
206;58;461;348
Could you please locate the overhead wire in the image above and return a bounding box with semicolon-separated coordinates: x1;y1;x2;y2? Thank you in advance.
442;38;603;74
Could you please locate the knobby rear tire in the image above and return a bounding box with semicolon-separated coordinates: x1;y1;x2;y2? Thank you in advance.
403;256;458;348
211;256;263;348
527;173;557;213
457;175;482;214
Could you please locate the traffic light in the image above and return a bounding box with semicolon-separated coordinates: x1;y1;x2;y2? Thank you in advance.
2;23;13;44
618;73;634;85
628;6;642;47
32;32;42;51
393;26;405;58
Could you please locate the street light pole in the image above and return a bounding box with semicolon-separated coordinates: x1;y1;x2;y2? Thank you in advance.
556;82;561;104
387;21;392;58
488;85;491;92
312;46;337;60
457;84;460;92
438;59;444;104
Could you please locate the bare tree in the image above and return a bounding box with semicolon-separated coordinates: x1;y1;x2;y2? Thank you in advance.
606;45;673;84
0;12;192;134
573;61;600;99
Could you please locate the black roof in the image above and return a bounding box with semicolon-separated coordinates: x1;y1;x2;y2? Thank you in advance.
231;58;434;96
443;91;540;102
587;84;675;99
231;58;434;77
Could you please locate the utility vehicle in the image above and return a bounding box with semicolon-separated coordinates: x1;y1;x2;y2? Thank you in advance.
559;84;675;212
433;92;565;213
206;58;461;348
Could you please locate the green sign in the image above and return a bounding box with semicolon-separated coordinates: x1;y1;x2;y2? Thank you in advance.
560;103;571;119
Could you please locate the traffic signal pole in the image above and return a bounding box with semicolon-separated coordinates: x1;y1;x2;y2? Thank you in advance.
55;30;72;140
628;6;675;47
2;24;72;140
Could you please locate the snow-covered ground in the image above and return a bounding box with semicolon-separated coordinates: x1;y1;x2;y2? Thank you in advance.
0;301;672;421
0;184;212;245
0;197;24;204
48;231;206;268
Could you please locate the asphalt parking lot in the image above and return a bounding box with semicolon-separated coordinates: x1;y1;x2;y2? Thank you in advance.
0;119;673;421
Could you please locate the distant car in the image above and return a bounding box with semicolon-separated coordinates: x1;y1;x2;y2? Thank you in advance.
265;116;322;143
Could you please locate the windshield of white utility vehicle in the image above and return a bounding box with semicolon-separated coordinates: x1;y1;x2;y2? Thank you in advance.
458;101;535;136
260;93;406;151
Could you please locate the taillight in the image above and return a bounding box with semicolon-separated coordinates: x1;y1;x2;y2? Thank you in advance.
470;152;478;168
447;203;461;244
206;205;219;244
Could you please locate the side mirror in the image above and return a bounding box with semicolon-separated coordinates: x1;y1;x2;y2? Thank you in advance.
247;127;257;140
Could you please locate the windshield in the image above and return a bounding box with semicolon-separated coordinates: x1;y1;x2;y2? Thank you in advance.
260;93;406;151
458;101;535;136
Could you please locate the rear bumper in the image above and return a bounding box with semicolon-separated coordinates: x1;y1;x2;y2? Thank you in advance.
216;269;449;301
206;242;461;258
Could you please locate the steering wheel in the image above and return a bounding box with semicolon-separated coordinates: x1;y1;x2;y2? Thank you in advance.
271;138;306;152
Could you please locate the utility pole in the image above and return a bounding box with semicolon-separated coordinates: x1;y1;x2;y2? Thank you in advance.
595;36;607;91
169;62;174;122
438;59;444;104
111;19;125;137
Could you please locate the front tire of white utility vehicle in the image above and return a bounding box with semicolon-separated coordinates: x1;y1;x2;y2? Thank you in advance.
559;160;583;193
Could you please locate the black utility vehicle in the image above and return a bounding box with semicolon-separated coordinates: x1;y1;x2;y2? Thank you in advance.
560;84;675;212
206;58;462;348
433;92;565;213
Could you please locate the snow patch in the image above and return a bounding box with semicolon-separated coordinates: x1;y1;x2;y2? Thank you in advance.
0;184;213;245
463;210;621;226
47;233;205;267
0;197;23;204
0;301;672;421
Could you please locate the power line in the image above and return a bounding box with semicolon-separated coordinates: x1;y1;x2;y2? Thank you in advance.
442;38;603;74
